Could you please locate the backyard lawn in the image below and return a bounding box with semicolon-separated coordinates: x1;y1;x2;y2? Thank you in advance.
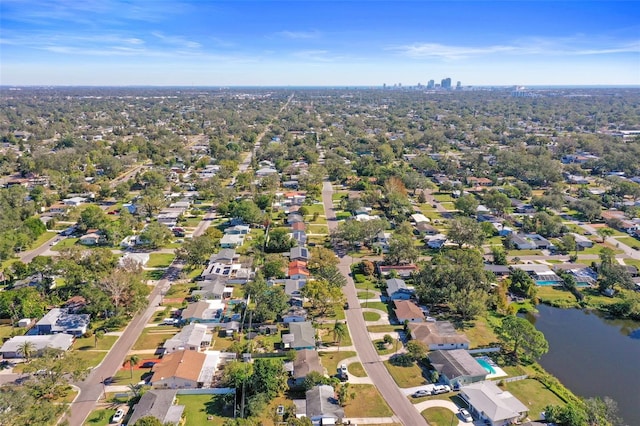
343;384;393;418
537;286;579;308
461;314;499;348
177;394;233;424
504;379;565;420
384;360;427;388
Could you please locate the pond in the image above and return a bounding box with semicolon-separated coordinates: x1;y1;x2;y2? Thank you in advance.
525;304;640;425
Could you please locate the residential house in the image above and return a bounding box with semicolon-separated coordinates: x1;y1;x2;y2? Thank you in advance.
127;390;185;426
79;232;102;246
63;196;86;206
460;381;528;426
63;296;87;313
220;234;244;248
428;349;488;388
48;203;68;216
287;213;304;225
410;213;431;224
374;231;392;253
162;323;212;355
292;350;324;386
35;308;90;336
305;385;344;424
290;246;310;261
570;233;594;249
408;321;470;350
393;300;425;323
180;300;225;323
483;264;511;278
284;279;306;298
0;334;74;358
426;235;448;249
282;306;308;323
150;350;207;389
192;277;233;300
467;177;493;187
284;321;315;350
288;260;310;280
157;208;185;227
225;224;250;235
377;264;418;277
209;249;237;264
291;221;306;232
256;167;278;177
491;222;513;236
415;222;439;236
385;278;414;300
510;233;554;250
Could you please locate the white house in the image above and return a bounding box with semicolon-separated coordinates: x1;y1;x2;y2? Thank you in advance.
385;278;414;300
460;381;528;426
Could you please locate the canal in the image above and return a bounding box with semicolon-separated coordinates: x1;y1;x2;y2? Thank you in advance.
526;304;640;425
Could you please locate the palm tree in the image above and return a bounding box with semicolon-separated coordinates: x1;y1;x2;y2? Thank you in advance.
127;383;144;399
333;321;348;352
17;341;36;363
94;330;105;348
124;354;140;379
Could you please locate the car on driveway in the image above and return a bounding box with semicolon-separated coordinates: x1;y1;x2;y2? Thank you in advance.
339;364;347;374
141;361;156;368
411;389;431;398
111;408;125;423
459;408;473;422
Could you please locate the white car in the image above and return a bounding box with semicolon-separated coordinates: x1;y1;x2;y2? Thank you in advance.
459;408;473;422
111;408;125;423
339;364;347;374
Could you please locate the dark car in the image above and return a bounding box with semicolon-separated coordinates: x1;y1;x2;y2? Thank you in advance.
343;302;349;310
141;361;156;368
336;372;348;382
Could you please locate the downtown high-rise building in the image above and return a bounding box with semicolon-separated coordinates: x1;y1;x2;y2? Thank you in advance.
441;78;452;89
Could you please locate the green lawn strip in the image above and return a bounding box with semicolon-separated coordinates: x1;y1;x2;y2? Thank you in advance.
373;338;399;355
0;325;24;339
361;301;389;313
433;193;454;203
73;335;118;351
363;311;381;321
146;253;176;268
383;360;427;388
164;282;195;299
317;323;352;346
421;407;457;425
504;379;565;420
305;204;326;215
615;236;640;248
357;291;377;299
580;288;623;307
367;324;403;333
343;384;393;418
307;224;329;234
319;351;356;376
132;327;178;351
576;243;623;255
507;249;543;256
209;335;235;351
113;367;154;384
347;362;367;377
177;394;233;424
30;231;58;249
50;237;79;251
180;217;202;227
143;269;165;281
331;191;348;202
623;258;640;268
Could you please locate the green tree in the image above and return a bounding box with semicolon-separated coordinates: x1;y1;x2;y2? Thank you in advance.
498;316;549;361
454;194;479;216
597;227;615;243
139;222;172;249
337;383;356;407
405;340;427;361
94;329;104;348
301;279;344;317
385;233;419;265
175;235;217;268
308;246;339;272
509;268;537;299
17;341;36;363
133;416;164;426
447;217;485;248
332;321;348;349
491;247;507;265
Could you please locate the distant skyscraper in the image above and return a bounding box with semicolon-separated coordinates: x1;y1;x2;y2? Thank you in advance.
456;81;462;90
441;78;452;89
427;80;435;89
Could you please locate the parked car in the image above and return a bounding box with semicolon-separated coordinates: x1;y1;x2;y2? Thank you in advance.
339;364;347;374
141;361;156;368
411;389;431;398
336;372;348;382
111;408;125;423
459;408;473;422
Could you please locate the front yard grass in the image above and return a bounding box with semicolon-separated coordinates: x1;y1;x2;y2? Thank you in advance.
383;360;427;388
73;335;118;351
343;384;393;418
363;311;381;321
113;367;153;384
30;231;58;249
178;394;233;424
146;253;175;268
462;314;500;348
367;324;403;333
504;378;565;419
317;323;352;347
421;407;456;425
132;327;178;351
84;407;117;426
50;237;79;251
319;351;356;376
374;339;399;355
74;350;108;369
348;362;367;377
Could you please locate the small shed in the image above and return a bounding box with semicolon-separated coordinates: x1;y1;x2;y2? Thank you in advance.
18;318;32;328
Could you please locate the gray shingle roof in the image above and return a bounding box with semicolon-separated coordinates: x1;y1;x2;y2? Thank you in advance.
428;349;487;380
128;390;184;425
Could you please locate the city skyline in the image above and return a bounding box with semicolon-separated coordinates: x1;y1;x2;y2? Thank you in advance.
1;0;638;87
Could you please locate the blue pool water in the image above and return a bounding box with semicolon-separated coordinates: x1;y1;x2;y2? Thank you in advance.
475;357;496;374
535;280;562;286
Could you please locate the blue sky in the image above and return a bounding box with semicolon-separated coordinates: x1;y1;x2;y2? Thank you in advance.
1;1;638;86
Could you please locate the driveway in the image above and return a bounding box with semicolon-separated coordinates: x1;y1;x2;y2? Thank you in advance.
413;399;468;426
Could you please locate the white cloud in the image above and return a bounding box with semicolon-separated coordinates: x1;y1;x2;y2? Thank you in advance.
277;30;320;39
151;31;201;49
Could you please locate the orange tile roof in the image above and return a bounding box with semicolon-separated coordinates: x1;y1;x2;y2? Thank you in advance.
151;350;206;383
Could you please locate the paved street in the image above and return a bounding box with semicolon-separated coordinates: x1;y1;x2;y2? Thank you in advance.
322;180;428;426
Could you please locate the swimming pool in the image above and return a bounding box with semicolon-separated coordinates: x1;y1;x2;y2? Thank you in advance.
535;280;562;286
475;357;496;374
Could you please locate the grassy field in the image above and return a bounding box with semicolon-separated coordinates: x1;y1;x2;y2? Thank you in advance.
146;253;175;268
433;193;454;203
30;231;58;249
357;290;377;299
74;350;109;369
178;394;233;424
384;360;427;388
319;351;356;376
84;407;118;426
615;236;640;248
374;338;399;355
363;311;381;321
421;407;456;425
367;324;403;333
504;379;565;419
537;286;579;308
317;323;352;346
343;384;393;417
113;366;154;384
361;301;389;313
0;324;24;339
51;237;79;251
348;362;367;377
464;314;500;348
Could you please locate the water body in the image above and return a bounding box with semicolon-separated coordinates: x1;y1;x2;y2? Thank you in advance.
525;305;640;425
